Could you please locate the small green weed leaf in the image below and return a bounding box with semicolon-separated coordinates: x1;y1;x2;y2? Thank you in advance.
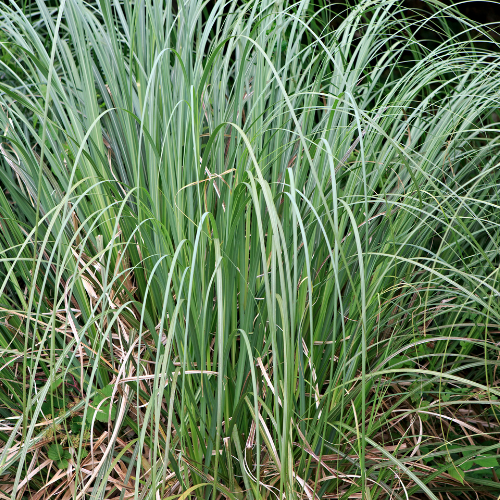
95;404;117;422
70;416;83;433
86;385;117;424
50;379;63;392
474;456;498;467
42;396;68;415
48;444;70;469
418;401;430;421
56;457;70;469
460;460;474;471
388;355;413;369
417;344;430;356
448;466;464;484
48;443;64;462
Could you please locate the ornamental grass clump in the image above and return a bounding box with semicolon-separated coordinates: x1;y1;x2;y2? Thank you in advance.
0;0;499;498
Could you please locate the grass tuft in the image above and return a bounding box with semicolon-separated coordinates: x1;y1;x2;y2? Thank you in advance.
0;0;499;498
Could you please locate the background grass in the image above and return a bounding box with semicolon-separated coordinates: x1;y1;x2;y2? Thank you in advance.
0;0;499;498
